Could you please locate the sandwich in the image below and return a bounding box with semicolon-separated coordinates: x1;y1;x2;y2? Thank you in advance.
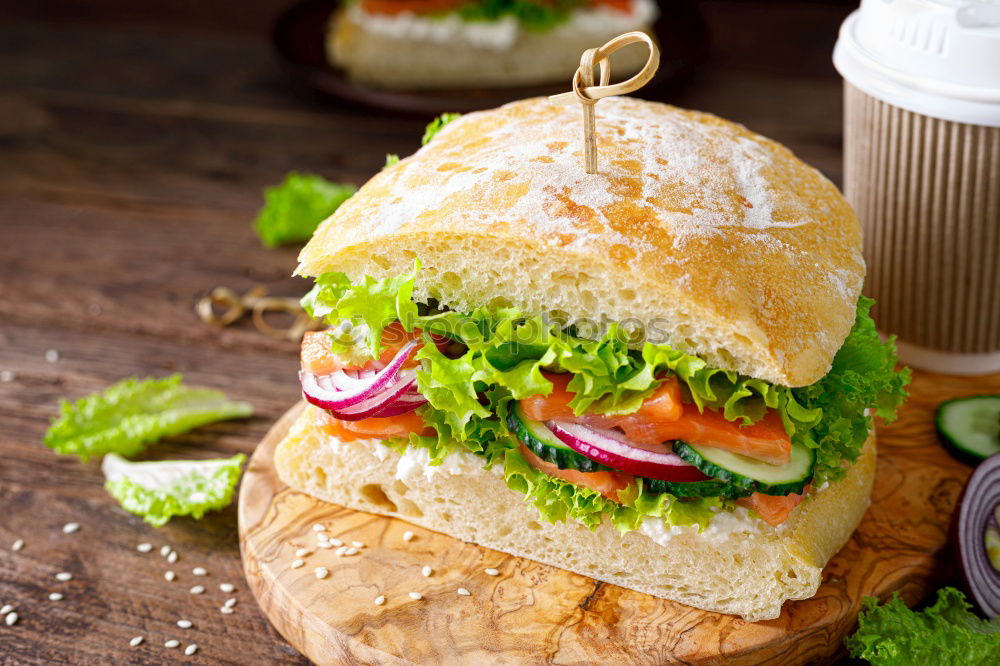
328;0;657;89
274;96;909;621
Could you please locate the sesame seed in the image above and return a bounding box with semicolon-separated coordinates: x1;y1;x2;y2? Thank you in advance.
408;592;423;601
6;612;18;626
192;567;207;576
328;538;343;547
220;606;234;615
0;371;14;383
164;571;176;582
167;551;178;564
224;598;237;608
45;349;59;363
351;541;364;549
129;636;144;647
55;572;72;582
402;531;414;542
314;533;327;541
484;568;499;576
317;541;333;549
160;545;171;557
0;605;13;615
189;585;205;595
11;539;24;552
164;639;180;649
291;559;304;569
335;546;348;557
457;588;471;596
421;566;432;577
344;547;358;556
219;583;234;593
312;524;325;532
314;568;328;580
48;593;63;601
295;548;311;558
184;644;198;656
62;522;80;534
176;619;192;629
374;595;385;606
136;543;152;553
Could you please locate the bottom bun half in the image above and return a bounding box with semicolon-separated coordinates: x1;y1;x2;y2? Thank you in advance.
274;404;876;621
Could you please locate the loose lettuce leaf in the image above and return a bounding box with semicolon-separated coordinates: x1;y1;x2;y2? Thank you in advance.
102;453;246;527
44;375;253;462
846;588;1000;665
421;113;461;145
253;172;356;247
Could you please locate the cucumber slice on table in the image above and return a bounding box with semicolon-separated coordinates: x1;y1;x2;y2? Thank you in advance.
507;403;609;473
936;395;1000;463
674;441;814;495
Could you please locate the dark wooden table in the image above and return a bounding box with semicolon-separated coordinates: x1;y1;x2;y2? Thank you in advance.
0;1;920;663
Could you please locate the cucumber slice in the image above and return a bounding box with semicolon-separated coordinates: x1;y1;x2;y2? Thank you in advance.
936;395;1000;463
506;403;609;473
643;477;750;500
674;441;814;495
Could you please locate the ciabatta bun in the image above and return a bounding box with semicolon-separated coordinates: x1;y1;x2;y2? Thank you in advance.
297;97;864;387
275;404;876;621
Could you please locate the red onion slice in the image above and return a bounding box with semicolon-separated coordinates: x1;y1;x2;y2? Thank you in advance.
953;451;1000;618
299;340;419;410
548;421;709;482
331;368;420;420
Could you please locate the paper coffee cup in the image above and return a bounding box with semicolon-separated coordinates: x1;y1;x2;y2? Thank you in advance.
834;0;1000;375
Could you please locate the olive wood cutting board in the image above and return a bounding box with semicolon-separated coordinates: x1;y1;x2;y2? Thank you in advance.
239;369;991;665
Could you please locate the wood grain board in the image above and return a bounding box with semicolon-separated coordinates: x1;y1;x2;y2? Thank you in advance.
239;368;993;665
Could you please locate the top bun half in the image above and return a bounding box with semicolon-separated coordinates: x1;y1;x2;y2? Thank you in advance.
296;97;864;387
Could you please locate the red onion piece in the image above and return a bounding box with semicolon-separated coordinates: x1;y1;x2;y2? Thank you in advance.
299;340;419;410
953;451;1000;618
331;368;420;420
547;421;709;482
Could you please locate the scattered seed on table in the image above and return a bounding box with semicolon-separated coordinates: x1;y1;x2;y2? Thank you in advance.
6;612;18;626
167;551;178;564
224;598;237;608
185;644;198;656
219;583;234;594
55;572;72;582
344;547;358;556
402;531;414;542
136;543;152;553
484;568;499;576
317;541;332;549
129;636;144;647
328;537;343;547
312;524;325;532
45;349;59;363
164;571;176;582
291;559;304;569
314;568;328;580
408;592;423;601
457;588;471;596
335;546;347;557
62;522;80;534
48;593;63;601
0;605;13;614
421;566;432;577
374;595;385;606
220;606;234;615
177;619;192;629
164;639;180;649
351;541;364;549
192;567;207;576
160;545;171;557
295;548;311;558
11;539;24;552
189;585;205;595
0;370;13;382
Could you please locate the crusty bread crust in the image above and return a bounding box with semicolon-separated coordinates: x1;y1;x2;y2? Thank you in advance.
296;97;864;387
327;8;653;90
274;404;876;621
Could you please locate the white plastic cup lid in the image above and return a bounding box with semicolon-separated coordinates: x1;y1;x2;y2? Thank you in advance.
834;0;1000;127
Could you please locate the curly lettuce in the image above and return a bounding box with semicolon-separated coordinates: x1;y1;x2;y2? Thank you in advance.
253;172;356;247
421;113;461;145
459;0;584;31
846;588;1000;665
102;453;246;527
44;375;253;462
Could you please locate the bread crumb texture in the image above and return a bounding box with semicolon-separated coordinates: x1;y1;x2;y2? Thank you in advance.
297;97;864;387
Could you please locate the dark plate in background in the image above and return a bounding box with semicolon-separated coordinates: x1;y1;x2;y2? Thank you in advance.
272;0;709;114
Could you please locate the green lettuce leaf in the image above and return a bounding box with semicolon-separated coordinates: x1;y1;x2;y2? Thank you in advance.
845;588;1000;665
421;113;461;145
253;172;356;247
458;0;584;31
102;453;246;527
383;153;400;169
43;375;254;462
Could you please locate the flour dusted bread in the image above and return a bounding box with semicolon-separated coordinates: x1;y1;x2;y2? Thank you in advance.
275;405;876;621
297;97;863;387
